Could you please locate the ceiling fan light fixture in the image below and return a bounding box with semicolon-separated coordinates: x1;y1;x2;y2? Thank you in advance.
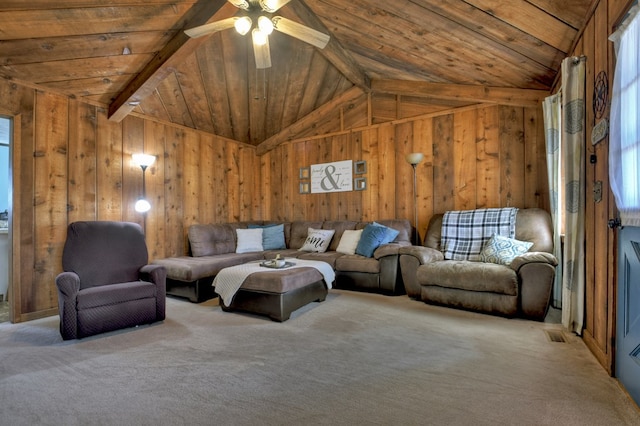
258;16;274;35
252;28;268;46
234;16;252;35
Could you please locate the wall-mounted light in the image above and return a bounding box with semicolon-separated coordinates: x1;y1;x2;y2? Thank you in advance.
133;153;155;213
406;152;424;244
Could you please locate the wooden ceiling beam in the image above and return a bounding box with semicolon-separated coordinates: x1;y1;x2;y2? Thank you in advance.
257;86;364;155
108;0;235;122
371;79;548;107
282;0;370;92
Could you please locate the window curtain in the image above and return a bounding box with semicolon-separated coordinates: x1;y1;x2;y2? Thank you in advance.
609;5;640;227
561;56;586;335
542;93;563;308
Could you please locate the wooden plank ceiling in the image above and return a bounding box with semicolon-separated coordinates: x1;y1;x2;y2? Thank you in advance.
0;0;594;148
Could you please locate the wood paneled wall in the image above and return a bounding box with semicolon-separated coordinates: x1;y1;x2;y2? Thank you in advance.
260;104;548;234
0;80;259;322
1;81;548;322
573;0;634;375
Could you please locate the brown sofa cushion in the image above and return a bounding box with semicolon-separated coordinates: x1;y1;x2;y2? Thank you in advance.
289;221;323;249
189;224;236;257
335;255;380;274
418;260;518;296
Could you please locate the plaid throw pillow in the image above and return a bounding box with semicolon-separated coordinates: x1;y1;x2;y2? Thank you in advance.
441;207;518;261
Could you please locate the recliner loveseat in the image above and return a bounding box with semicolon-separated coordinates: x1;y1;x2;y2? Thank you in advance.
399;208;557;320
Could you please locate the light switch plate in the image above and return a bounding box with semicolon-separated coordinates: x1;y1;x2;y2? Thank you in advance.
593;180;603;203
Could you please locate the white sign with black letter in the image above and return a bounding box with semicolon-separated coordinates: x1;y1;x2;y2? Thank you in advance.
311;160;353;193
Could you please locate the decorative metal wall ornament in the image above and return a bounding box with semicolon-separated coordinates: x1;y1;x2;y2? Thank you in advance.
593;70;608;120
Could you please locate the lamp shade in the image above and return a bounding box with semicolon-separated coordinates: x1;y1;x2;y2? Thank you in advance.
406;152;424;165
252;28;268;46
258;16;274;35
132;153;156;168
234;16;252;35
134;199;151;213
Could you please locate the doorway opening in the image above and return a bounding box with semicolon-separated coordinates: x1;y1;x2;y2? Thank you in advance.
0;115;11;323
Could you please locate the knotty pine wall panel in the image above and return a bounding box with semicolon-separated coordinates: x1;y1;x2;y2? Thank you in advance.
1;81;257;321
263;104;548;243
3;81;547;322
33;91;68;315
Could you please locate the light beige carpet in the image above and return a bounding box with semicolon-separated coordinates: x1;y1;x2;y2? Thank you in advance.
0;290;638;426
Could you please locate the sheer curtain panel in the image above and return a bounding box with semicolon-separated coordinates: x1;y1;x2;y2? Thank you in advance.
609;5;640;227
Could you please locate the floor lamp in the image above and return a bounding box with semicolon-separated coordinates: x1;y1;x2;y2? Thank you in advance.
406;152;424;244
132;153;156;214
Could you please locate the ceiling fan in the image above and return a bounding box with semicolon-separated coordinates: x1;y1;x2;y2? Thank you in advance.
185;0;330;69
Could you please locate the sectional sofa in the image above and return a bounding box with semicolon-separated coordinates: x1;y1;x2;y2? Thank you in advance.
152;219;412;302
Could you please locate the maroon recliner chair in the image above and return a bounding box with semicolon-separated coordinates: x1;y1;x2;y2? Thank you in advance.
55;221;166;340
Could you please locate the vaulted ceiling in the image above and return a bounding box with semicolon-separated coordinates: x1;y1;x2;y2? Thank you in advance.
0;0;595;150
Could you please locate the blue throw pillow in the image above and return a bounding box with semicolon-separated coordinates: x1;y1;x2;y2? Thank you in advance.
372;222;400;244
355;224;389;257
248;223;286;250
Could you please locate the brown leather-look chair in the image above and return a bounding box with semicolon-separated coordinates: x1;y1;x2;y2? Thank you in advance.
55;221;166;340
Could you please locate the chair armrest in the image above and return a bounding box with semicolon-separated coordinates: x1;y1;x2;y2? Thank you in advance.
140;265;167;321
140;264;167;286
140;264;167;320
55;271;81;298
509;252;558;271
398;245;444;265
55;272;81;340
398;246;444;299
517;262;556;321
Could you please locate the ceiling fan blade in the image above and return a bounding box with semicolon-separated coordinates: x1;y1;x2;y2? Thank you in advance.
258;0;293;13
272;16;330;49
185;17;237;38
252;30;272;69
227;0;250;11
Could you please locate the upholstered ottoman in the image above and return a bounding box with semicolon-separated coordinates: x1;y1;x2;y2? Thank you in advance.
218;266;329;322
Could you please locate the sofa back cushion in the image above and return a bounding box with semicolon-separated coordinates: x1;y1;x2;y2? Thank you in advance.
188;224;236;257
322;221;357;251
513;208;554;253
289;221;323;249
424;208;554;254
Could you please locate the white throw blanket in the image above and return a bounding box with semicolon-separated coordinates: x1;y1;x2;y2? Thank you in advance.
213;259;335;306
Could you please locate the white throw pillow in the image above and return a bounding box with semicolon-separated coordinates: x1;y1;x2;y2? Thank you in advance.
479;234;533;265
298;228;335;253
336;229;363;255
236;228;263;253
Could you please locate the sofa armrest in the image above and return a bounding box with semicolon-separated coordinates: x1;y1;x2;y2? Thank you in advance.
55;271;81;340
373;243;402;259
398;245;444;264
509;252;558;271
140;264;167;320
